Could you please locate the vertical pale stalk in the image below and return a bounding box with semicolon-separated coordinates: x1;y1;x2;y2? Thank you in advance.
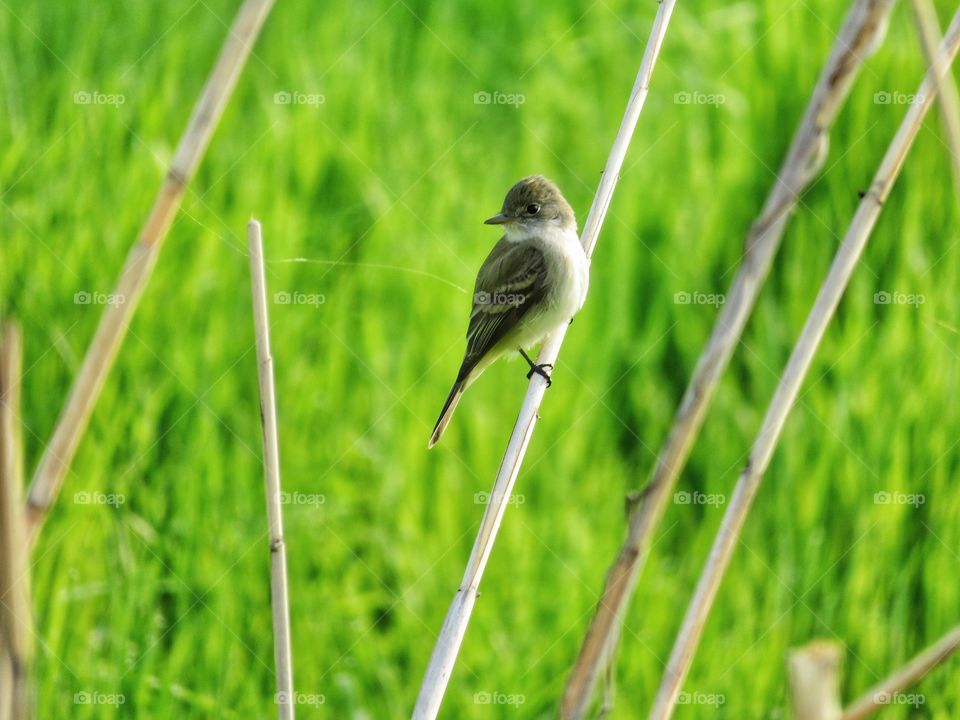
0;323;32;720
789;641;843;720
411;2;678;718
841;625;960;720
648;11;960;719
25;0;277;546
562;2;895;716
910;0;960;197
248;221;295;720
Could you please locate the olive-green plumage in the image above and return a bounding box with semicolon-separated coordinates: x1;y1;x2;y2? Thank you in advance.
429;176;589;448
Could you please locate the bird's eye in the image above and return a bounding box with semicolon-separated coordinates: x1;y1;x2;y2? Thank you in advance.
525;203;541;215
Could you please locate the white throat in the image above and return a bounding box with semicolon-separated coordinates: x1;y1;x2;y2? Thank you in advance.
504;220;570;243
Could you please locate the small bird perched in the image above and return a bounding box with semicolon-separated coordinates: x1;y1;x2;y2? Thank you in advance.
428;175;589;448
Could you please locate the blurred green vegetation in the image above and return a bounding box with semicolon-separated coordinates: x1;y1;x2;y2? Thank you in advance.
1;0;958;717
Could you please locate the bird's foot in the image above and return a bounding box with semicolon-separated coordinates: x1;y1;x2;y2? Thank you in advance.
525;363;553;387
518;348;553;387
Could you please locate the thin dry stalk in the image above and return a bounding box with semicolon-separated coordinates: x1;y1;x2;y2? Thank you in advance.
0;649;7;720
910;0;960;197
411;2;678;718
24;0;277;546
648;11;960;719
841;625;960;720
247;221;295;720
789;641;843;720
0;324;32;720
562;2;895;716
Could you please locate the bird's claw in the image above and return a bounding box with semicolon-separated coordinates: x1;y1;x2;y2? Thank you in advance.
518;348;553;387
526;363;553;387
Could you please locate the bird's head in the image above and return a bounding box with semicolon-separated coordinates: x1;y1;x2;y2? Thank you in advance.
484;175;577;236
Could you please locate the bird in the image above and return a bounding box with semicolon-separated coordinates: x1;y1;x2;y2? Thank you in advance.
428;175;590;448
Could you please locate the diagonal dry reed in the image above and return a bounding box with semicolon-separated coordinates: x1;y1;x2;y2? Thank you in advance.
561;2;895;716
25;0;277;547
910;0;960;197
648;9;960;718
841;625;960;720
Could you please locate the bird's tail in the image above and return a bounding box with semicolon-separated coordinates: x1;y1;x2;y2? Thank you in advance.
428;380;465;448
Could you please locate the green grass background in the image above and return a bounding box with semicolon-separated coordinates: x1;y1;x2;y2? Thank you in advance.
2;0;959;717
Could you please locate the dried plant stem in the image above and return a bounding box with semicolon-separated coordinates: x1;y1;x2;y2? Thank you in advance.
24;0;277;547
411;2;677;718
841;625;960;720
789;641;843;720
648;11;960;720
561;2;895;716
0;323;32;720
910;0;960;198
248;221;295;720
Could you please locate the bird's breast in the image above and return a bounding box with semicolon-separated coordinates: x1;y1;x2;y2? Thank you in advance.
547;229;589;309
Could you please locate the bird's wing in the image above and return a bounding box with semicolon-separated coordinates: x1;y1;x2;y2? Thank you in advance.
458;240;548;380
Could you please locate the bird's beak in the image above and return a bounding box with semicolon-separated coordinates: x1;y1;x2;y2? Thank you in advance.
484;213;512;225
